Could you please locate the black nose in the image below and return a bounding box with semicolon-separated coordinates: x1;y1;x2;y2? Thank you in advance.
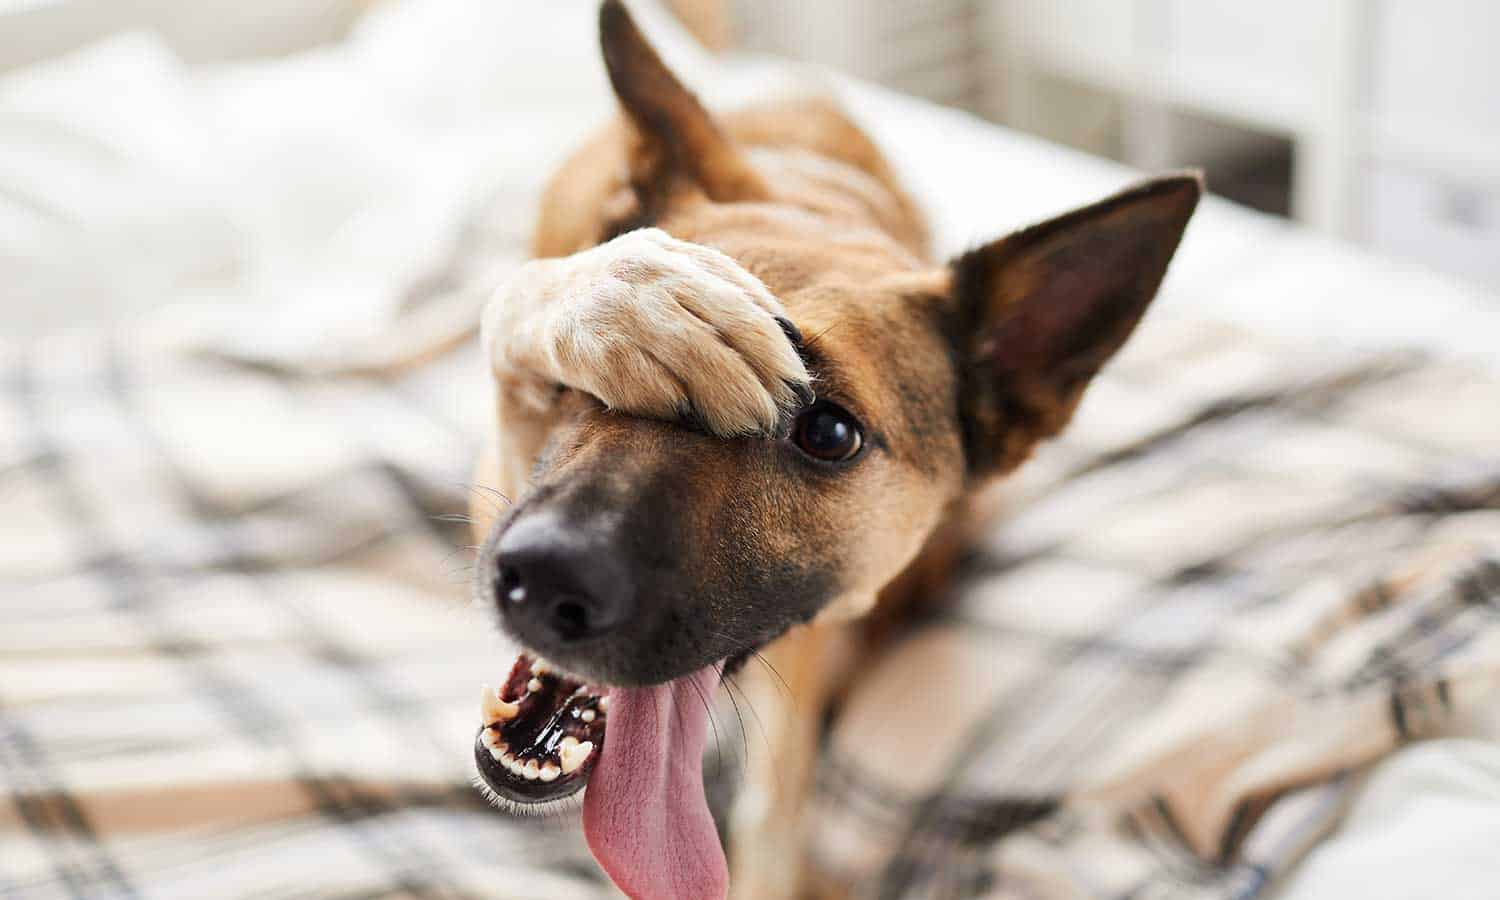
493;513;635;645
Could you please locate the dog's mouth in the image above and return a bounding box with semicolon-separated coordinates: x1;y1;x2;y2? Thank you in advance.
474;653;607;804
475;651;729;898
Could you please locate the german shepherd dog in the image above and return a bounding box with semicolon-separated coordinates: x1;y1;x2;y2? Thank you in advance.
469;3;1199;897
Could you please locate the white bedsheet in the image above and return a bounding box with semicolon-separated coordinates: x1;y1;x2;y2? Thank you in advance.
1272;739;1500;900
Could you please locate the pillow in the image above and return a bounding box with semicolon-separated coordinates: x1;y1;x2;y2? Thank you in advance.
0;0;700;342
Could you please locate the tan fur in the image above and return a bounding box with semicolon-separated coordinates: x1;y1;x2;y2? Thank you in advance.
482;97;956;898
489;107;957;897
471;5;1198;896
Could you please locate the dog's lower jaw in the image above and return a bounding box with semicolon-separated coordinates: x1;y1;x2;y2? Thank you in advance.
474;653;608;808
475;650;733;899
472;586;862;897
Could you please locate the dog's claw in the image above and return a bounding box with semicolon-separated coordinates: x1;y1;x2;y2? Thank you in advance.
788;377;816;409
775;316;806;354
774;316;816;425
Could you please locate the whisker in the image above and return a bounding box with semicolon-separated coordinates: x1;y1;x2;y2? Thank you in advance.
432;512;476;525
803;321;844;352
453;482;514;515
722;669;787;798
438;544;482;570
456;487;500;514
470;483;514;506
720;673;753;764
443;564;477;583
751;650;794;700
468;772;585;820
685;673;725;781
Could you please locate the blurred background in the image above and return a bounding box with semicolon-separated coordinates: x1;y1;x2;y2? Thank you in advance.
2;0;1496;342
731;0;1500;292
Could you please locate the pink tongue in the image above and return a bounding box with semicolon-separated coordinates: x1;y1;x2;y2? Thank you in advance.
583;666;727;900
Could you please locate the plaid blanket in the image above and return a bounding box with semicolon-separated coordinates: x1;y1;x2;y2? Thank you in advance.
3;293;1498;899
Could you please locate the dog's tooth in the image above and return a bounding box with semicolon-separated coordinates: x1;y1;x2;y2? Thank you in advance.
597;696;611;712
482;686;520;725
539;762;560;782
531;659;549;676
527;677;543;694
580;709;596;723
559;736;579;751
522;759;541;781
559;740;593;774
481;728;502;750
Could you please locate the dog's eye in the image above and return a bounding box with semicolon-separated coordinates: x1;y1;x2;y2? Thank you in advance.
791;402;863;463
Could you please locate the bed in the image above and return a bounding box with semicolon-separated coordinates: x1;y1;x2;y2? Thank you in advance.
3;2;1498;897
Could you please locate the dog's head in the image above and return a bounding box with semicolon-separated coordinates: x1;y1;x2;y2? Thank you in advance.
477;2;1198;688
470;4;1197;873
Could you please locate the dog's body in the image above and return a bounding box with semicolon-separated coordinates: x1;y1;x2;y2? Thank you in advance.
470;4;1199;897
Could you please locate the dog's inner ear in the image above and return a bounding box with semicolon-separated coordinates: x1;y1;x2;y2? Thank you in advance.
598;0;768;221
951;174;1202;478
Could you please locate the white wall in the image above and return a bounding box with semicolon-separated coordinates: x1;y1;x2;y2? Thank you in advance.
0;0;359;72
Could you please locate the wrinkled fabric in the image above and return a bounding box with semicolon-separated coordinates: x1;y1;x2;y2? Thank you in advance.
3;309;1497;899
808;317;1500;898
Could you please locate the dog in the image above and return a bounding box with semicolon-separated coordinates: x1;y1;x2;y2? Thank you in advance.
468;3;1199;897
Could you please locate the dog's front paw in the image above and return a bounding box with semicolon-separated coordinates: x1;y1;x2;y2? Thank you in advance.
484;228;812;437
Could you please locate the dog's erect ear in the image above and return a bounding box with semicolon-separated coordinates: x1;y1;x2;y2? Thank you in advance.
599;0;768;211
950;173;1201;478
